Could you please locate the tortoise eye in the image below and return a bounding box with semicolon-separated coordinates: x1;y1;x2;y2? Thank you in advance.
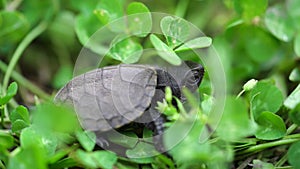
186;70;201;85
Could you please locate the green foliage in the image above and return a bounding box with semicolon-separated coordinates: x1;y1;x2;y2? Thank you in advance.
250;81;283;119
287;141;300;169
254;111;286;140
1;0;300;168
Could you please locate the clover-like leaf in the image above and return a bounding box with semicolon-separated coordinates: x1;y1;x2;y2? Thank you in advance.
109;37;143;63
9;105;30;124
126;2;151;37
254;111;286;140
0;82;18;105
251;81;283;119
175;37;212;52
265;4;295;42
150;34;181;65
160;16;189;48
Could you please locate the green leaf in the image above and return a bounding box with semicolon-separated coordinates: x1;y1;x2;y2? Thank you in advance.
175;37;212;52
20;0;56;25
97;0;123;22
244;27;278;63
250;81;283;119
233;0;268;21
20;125;58;158
0;11;29;52
11;119;30;134
7;146;47;169
126;2;151;37
107;131;138;148
7;82;19;97
217;97;257;141
109;37;143;63
9;105;30;124
0;131;14;150
52;64;73;89
254;111;286;140
76;149;117;169
160;16;189;48
265;4;295;42
76;130;96;152
287;0;300;29
0;82;18;105
75;13;104;46
253;160;275;169
289;104;300;126
284;84;300;109
126;142;157;161
150;34;182;65
289;67;300;82
288;141;300;169
294;33;300;57
32;102;80;133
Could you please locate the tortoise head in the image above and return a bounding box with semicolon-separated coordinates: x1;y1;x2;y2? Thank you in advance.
180;61;204;93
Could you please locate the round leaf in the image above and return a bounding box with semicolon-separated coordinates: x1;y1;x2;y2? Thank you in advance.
11;119;30;134
251;81;283;119
109;38;143;63
288;141;300;169
255;111;286;140
7;146;47;169
9;105;30;124
160;16;189;48
126;2;151;37
217;97;257;141
20;126;58;157
265;4;295;42
150;34;181;65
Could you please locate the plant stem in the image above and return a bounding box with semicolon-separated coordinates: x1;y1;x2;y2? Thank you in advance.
175;0;190;18
286;124;298;135
275;153;288;167
0;60;51;100
2;21;48;94
237;138;300;155
0;107;4;128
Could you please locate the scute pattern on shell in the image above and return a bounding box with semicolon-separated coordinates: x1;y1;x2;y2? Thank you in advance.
55;64;157;132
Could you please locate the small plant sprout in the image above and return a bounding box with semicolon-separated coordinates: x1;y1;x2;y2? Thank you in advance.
237;79;258;98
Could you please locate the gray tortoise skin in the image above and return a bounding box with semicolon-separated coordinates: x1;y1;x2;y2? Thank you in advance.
55;61;204;153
